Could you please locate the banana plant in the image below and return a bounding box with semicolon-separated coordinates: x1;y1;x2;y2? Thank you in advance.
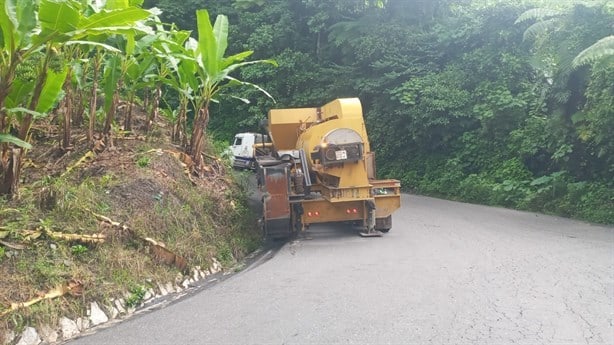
188;9;276;173
0;0;153;196
0;0;80;196
151;26;196;145
123;34;160;131
73;0;154;144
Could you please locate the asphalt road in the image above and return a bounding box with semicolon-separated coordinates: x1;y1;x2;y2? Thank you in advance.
70;194;613;344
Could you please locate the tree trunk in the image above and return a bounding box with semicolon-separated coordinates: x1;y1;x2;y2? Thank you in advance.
189;107;209;173
143;87;149;112
174;98;188;144
103;79;123;147
0;52;20;129
147;84;161;133
0;148;22;197
88;55;101;145
0;53;21;197
124;93;134;132
72;71;86;127
61;70;72;151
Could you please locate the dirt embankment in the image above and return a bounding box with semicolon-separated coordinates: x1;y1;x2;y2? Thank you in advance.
0;117;260;343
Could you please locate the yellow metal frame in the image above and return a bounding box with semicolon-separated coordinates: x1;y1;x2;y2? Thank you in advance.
299;199;366;224
268;98;401;231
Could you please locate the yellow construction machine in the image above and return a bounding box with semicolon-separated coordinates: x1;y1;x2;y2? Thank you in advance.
256;98;401;239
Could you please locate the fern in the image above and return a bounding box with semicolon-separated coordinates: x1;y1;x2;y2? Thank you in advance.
573;36;614;67
522;18;560;41
515;8;562;25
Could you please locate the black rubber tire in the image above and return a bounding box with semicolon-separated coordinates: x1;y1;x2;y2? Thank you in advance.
375;215;392;233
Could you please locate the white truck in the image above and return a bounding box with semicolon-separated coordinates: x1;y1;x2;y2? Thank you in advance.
228;132;271;169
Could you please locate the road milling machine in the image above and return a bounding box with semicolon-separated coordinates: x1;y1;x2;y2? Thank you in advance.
256;98;401;239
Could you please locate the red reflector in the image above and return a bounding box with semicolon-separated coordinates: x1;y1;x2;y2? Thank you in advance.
346;209;351;214
352;208;358;214
307;211;313;217
314;211;320;216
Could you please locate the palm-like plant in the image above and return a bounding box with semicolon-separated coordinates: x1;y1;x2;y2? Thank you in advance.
573;35;614;67
187;9;276;173
516;4;614;68
0;0;79;195
515;3;613;111
0;0;153;196
151;26;195;144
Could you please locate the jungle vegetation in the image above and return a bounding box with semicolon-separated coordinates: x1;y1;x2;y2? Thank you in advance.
2;0;613;224
144;0;613;224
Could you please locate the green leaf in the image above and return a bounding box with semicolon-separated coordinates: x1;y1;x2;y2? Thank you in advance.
515;8;562;25
77;25;153;38
222;76;275;102
221;50;253;70
15;0;37;43
103;55;122;113
573;36;614;67
0;0;16;51
220;59;277;81
5;107;45;120
522;18;559;41
63;40;121;52
125;31;135;55
36;67;68;113
0;133;32;149
105;0;129;10
212;14;228;62
530;175;552;186
38;0;80;34
5;79;34;108
196;9;219;75
0;0;37;49
79;7;150;30
571;112;585;125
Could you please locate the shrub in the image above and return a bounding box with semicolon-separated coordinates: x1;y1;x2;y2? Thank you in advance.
456;174;496;204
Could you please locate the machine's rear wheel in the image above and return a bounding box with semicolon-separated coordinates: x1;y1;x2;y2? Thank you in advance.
264;219;292;240
262;204;292;240
375;215;392;233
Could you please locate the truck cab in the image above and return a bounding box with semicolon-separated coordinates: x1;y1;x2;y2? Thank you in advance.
229;132;270;169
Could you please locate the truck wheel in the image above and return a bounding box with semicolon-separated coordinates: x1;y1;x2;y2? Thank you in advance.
248;161;256;170
375;215;392;233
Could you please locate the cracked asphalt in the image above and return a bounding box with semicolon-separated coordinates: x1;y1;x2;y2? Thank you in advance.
71;194;613;344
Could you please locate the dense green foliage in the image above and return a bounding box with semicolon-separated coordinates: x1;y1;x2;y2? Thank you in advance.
153;0;614;223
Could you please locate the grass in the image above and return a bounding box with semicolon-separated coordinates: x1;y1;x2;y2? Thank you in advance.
0;137;262;338
125;286;147;308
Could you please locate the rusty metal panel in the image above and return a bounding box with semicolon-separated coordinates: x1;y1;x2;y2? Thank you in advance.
262;164;291;220
365;152;376;180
